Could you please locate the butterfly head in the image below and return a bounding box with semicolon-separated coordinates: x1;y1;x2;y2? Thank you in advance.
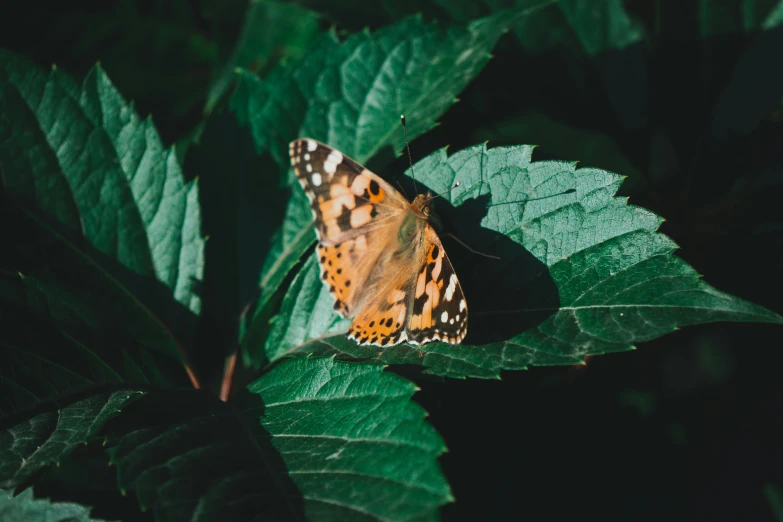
412;191;435;217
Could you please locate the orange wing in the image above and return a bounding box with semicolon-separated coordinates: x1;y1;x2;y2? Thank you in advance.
290;139;406;316
347;225;468;346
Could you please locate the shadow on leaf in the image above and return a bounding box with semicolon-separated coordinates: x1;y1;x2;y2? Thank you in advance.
102;388;305;522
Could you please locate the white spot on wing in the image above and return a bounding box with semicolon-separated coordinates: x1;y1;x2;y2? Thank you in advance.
304;153;310;161
444;274;458;301
311;173;322;186
459;299;466;312
307;139;317;152
324;150;343;174
306;164;312;172
441;311;448;323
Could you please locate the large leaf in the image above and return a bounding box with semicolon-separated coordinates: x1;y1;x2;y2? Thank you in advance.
232;9;534;365
0;51;203;374
264;144;782;378
699;0;783;36
0;50;203;315
0;489;112;521
0;49;204;315
105;357;449;521
0;389;143;490
472;111;646;195
0;270;183;414
439;0;644;56
205;0;321;113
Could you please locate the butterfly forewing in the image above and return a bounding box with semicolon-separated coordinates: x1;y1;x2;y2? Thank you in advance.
290;139;407;245
291;139;408;316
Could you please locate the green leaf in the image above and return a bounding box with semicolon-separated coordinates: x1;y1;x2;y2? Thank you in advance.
438;0;644;55
0;489;113;521
233;9;530;366
765;483;783;522
0;389;143;490
205;0;321;113
699;0;783;36
0;49;204;316
231;11;521;170
711;11;783;139
265;144;782;378
187;111;286;372
472;111;647;195
0;270;185;414
0;50;203;382
106;357;450;521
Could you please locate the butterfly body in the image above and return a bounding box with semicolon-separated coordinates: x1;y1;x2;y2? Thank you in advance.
290;139;467;347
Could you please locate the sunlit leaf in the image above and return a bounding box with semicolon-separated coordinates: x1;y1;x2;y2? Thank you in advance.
232;9;535;367
265;144;782;378
0;489;113;521
106;357;450;521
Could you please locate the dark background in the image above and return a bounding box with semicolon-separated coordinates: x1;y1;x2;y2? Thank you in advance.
3;1;782;520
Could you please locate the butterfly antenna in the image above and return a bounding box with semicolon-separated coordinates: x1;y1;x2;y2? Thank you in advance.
401;115;418;194
430;181;461;201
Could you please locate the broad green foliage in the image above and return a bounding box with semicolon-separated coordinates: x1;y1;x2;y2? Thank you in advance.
231;10;530;364
472;111;646;195
0;390;143;489
206;0;321;113
262;145;782;378
0;490;112;522
1;2;781;521
106;358;449;522
0;50;204;316
0;274;175;414
440;0;644;55
230;11;519;170
699;0;783;35
765;483;783;521
0;50;203;380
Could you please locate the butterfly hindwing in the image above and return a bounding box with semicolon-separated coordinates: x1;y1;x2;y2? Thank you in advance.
406;225;467;344
346;225;468;346
316;234;390;318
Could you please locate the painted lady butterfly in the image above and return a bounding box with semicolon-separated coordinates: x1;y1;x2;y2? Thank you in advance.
290;138;468;346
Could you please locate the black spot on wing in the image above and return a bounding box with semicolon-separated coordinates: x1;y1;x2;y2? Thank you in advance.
336;204;353;232
412;260;435;315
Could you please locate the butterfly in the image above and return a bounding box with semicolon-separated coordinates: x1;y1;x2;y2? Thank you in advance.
289;138;467;347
